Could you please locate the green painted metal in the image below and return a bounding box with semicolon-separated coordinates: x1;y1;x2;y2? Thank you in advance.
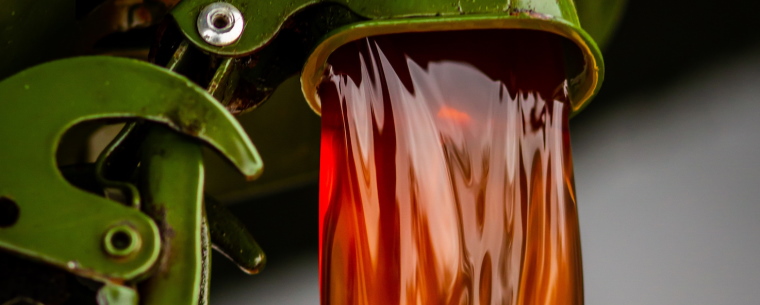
102;224;143;258
171;0;613;115
0;56;262;281
172;0;606;56
300;13;603;115
136;127;208;305
206;196;266;274
129;44;266;304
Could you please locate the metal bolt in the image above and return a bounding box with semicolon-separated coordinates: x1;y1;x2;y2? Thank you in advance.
197;2;244;46
103;225;141;258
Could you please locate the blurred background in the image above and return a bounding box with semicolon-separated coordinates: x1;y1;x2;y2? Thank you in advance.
207;1;760;304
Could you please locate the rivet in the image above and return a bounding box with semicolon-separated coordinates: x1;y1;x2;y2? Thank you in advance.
197;2;244;46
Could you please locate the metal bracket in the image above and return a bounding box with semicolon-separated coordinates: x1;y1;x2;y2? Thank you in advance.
0;56;262;281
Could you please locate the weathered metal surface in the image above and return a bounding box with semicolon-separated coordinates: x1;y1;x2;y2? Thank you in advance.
172;0;593;56
136;126;207;305
224;4;364;115
0;56;261;281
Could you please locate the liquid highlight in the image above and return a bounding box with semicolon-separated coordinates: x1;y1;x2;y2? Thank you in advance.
318;30;583;305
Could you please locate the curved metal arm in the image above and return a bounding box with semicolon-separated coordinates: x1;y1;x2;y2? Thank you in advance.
0;56;261;281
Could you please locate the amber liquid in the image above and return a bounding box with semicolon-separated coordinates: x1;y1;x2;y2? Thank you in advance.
318;30;583;305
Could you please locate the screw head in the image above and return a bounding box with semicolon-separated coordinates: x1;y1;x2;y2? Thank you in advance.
197;2;244;46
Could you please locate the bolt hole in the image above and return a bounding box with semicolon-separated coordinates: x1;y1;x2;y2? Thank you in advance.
212;13;231;30
110;230;132;250
0;197;19;228
103;225;140;257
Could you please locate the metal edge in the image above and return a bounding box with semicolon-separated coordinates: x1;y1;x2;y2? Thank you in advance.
299;14;604;116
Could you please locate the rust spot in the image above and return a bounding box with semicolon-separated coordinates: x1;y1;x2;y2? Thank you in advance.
511;8;554;20
225;83;273;114
180;118;204;136
147;206;175;276
65;260;103;280
245;173;260;182
207;81;220;94
165;108;205;137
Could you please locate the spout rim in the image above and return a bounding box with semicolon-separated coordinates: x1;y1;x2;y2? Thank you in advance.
300;14;604;117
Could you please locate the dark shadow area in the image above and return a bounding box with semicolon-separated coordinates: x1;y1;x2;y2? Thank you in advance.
211;184;319;290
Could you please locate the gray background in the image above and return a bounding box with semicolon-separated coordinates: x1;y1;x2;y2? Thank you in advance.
574;50;760;305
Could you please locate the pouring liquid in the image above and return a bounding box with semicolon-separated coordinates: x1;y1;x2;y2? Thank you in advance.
318;30;583;305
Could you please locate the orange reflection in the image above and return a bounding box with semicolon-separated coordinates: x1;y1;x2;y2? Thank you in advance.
437;105;472;124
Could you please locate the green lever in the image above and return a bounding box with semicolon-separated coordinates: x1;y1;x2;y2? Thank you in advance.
136;126;211;305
